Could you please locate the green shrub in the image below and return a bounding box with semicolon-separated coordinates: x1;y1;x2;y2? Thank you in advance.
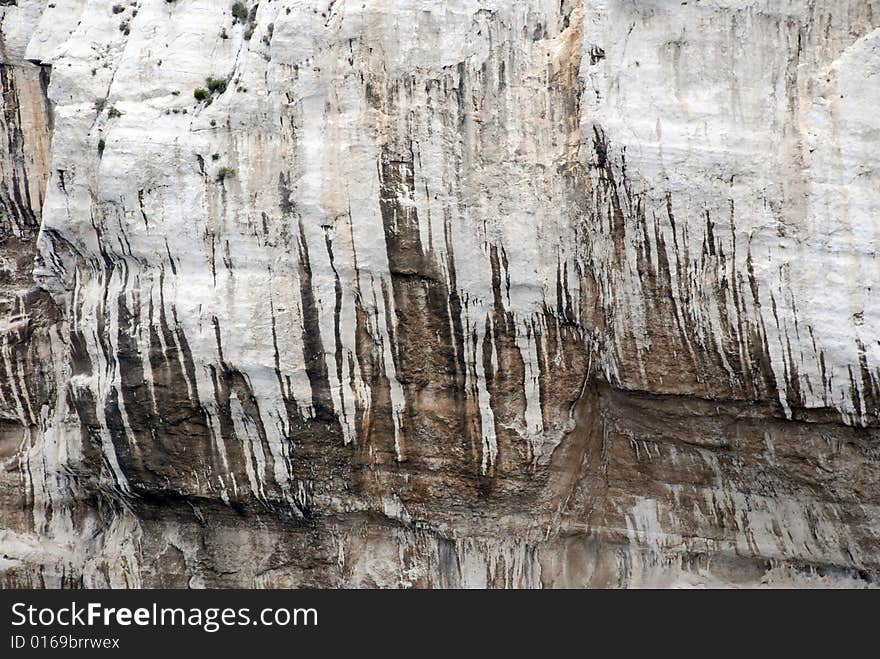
194;88;211;102
205;76;227;94
98;139;106;155
217;166;236;182
231;2;248;21
108;106;123;119
112;4;125;14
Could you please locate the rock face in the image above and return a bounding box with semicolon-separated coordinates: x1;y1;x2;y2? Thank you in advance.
0;0;878;588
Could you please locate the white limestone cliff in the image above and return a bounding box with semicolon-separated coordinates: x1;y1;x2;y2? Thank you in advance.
1;0;878;588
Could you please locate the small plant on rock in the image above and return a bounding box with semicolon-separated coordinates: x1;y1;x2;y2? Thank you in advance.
231;2;248;21
205;76;228;94
217;166;237;182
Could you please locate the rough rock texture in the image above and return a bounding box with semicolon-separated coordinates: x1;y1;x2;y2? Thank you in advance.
0;0;878;588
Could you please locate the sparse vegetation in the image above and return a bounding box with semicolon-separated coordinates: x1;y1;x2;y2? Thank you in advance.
231;2;259;40
205;76;228;94
195;76;228;107
217;166;237;183
98;139;106;155
212;153;220;161
112;5;125;14
231;2;248;22
108;106;123;119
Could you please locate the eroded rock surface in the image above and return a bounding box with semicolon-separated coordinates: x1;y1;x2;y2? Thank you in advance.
0;0;878;588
